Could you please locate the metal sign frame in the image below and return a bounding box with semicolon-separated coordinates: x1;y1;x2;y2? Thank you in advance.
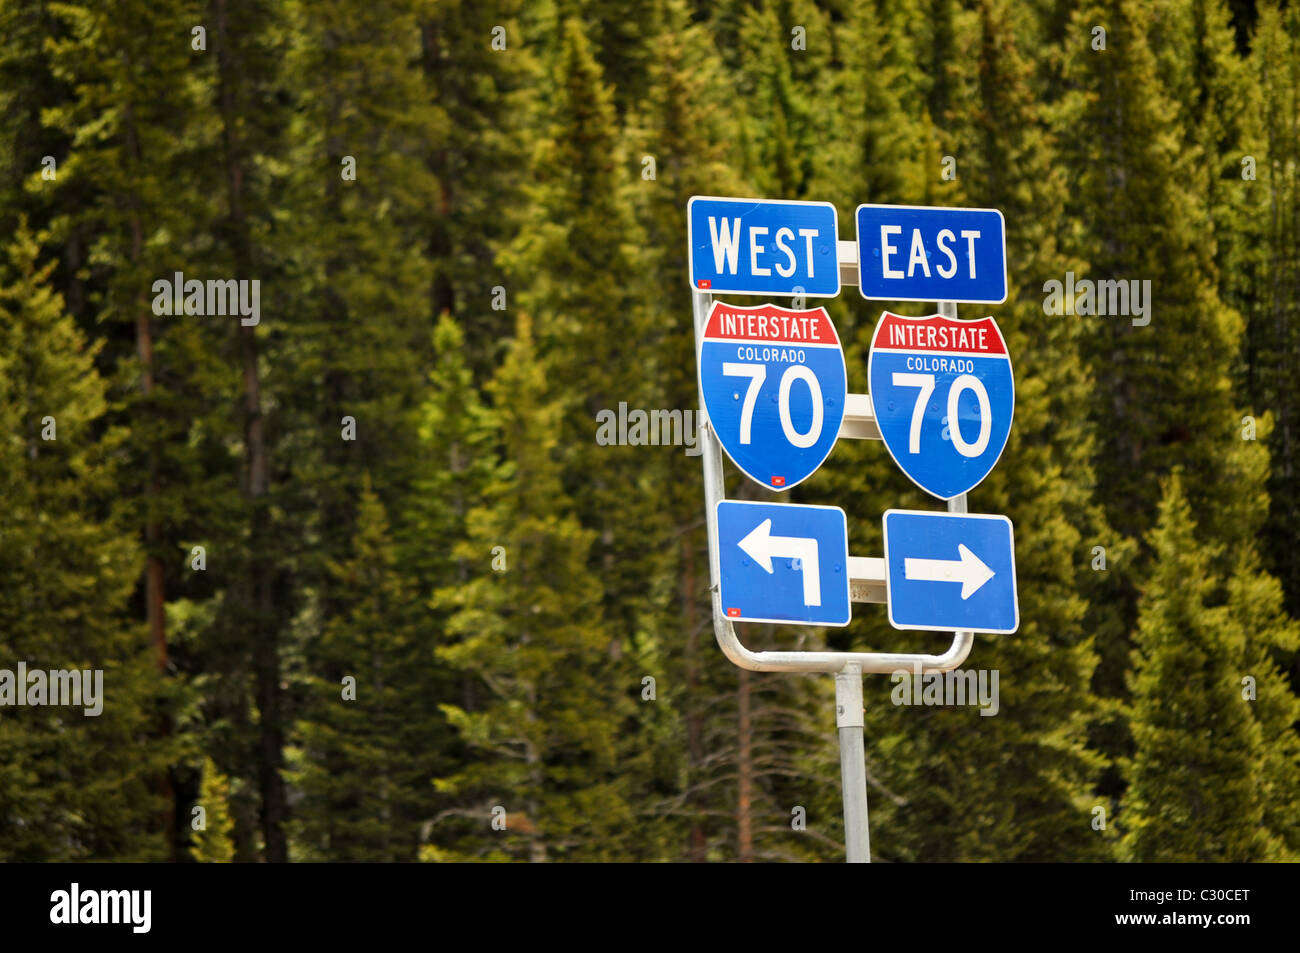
692;235;979;864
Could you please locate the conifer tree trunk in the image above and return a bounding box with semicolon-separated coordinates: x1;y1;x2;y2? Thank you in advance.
124;123;167;673
420;20;456;320
526;695;547;863
213;0;286;863
125;102;174;861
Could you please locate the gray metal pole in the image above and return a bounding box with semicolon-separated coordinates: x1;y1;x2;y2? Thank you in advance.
835;664;870;862
938;300;975;627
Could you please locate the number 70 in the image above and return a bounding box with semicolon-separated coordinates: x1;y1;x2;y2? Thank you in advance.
723;362;825;449
891;372;992;457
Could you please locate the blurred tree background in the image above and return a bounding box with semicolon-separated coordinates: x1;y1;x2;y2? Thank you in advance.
0;0;1296;861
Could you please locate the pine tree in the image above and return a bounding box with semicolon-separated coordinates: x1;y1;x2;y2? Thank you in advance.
43;0;241;859
1054;0;1244;549
1120;474;1286;861
277;0;441;533
418;0;538;375
0;0;90;313
45;0;226;667
1214;407;1300;856
274;0;445;859
426;312;640;862
1173;0;1257;293
290;478;444;861
1242;3;1300;617
191;757;236;863
917;0;964;124
0;224;173;860
562;0;664;115
733;2;833;199
398;312;502;849
1048;0;1298;832
402;314;500;618
188;0;297;863
498;16;660;653
817;0;929;212
1225;542;1300;857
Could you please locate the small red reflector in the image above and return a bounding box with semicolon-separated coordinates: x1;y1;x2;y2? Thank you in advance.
726;607;741;617
771;476;786;487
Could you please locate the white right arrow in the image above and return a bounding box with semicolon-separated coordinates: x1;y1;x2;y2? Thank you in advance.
738;518;822;606
904;544;995;600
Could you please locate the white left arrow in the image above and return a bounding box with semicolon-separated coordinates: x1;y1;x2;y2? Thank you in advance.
738;518;821;606
904;544;995;600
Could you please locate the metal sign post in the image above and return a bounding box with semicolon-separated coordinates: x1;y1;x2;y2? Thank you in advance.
688;199;1015;864
835;664;869;863
691;276;974;864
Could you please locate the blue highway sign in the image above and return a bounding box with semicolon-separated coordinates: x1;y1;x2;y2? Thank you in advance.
699;301;847;491
717;500;851;627
882;509;1018;634
688;196;840;297
855;204;1007;304
868;311;1014;500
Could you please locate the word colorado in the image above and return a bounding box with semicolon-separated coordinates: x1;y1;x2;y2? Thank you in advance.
151;271;260;326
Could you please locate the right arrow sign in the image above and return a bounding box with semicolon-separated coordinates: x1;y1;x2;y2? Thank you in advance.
883;509;1018;634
